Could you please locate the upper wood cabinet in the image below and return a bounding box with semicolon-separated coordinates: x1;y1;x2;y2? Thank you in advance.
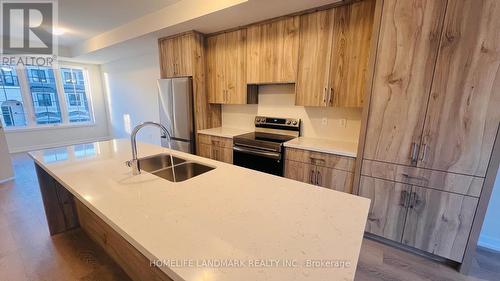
296;9;335;107
418;0;500;177
295;0;375;108
206;29;256;104
363;0;500;177
159;34;193;77
363;0;448;166
329;0;376;107
246;16;300;84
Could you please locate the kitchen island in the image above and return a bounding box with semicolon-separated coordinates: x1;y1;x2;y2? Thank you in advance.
29;139;370;281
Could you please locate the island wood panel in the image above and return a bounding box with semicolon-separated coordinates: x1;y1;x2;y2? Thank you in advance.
358;175;411;242
316;166;354;193
284;160;316;185
329;0;375;107
418;0;500;177
363;0;447;165
224;29;248;104
402;186;479;262
75;200;173;281
285;147;355;172
361;159;484;197
295;8;335;106
35;164;80;235
246;16;300;84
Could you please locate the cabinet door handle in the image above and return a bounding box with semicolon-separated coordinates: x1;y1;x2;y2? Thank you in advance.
323;88;327;104
399;190;408;207
410;142;419;164
329;88;334;105
316;170;322;186
420;144;428;162
310;169;316;184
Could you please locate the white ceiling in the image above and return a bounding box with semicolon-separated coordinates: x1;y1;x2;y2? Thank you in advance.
59;0;344;63
58;0;180;46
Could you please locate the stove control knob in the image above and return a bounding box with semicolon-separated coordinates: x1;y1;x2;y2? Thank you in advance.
286;121;291;125
292;120;298;126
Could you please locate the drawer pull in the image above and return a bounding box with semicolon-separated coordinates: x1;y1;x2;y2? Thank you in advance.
401;173;429;183
310;157;326;165
310;169;316;184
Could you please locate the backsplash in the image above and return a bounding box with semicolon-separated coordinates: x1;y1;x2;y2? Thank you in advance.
222;84;362;143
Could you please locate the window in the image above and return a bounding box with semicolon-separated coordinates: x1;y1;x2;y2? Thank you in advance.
61;68;91;123
0;66;26;128
26;66;62;125
0;65;94;129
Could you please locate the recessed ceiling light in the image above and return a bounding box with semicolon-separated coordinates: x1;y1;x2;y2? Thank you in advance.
53;27;66;36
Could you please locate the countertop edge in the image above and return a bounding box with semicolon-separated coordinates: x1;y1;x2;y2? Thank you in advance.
283;142;357;158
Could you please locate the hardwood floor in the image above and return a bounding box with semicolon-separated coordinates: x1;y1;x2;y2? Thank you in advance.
0;153;130;281
0;153;498;281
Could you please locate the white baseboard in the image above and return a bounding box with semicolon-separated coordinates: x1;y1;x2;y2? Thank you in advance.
0;176;15;184
478;235;500;252
9;136;112;153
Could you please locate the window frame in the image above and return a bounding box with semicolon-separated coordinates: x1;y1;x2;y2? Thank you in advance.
1;65;95;131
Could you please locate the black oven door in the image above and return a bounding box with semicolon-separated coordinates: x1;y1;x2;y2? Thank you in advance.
233;145;283;176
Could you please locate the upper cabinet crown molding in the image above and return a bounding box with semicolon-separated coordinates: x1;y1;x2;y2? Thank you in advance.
295;0;375;108
246;16;300;84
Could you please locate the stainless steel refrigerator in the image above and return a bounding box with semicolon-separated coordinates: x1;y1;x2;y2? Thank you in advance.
157;77;195;154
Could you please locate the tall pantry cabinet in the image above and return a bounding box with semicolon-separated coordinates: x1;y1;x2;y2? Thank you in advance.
357;0;500;271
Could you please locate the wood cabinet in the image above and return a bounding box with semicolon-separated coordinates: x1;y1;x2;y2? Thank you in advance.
358;0;500;267
363;0;447;166
158;34;193;77
247;16;300;84
359;176;410;242
158;32;222;152
296;0;375;108
359;175;479;262
206;29;257;104
295;9;334;107
418;0;500;177
401;186;478;262
284;147;355;193
197;133;233;164
363;0;500;176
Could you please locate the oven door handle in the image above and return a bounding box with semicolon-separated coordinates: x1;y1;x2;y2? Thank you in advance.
233;146;281;160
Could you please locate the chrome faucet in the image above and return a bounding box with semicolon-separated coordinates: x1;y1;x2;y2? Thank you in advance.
127;122;171;175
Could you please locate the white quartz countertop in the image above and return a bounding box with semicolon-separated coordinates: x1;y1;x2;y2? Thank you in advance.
197;127;251;138
284;137;358;158
29;139;369;281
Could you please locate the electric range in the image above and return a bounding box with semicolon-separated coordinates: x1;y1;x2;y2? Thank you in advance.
233;116;300;176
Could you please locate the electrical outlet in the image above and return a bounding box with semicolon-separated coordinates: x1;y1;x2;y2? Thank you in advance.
321;118;328;125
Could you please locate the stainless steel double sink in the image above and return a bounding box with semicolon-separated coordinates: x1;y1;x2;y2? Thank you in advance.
137;153;214;182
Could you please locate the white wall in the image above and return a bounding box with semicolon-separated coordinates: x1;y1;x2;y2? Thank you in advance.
4;62;110;153
100;40;162;145
479;168;500;251
222;84;362;143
